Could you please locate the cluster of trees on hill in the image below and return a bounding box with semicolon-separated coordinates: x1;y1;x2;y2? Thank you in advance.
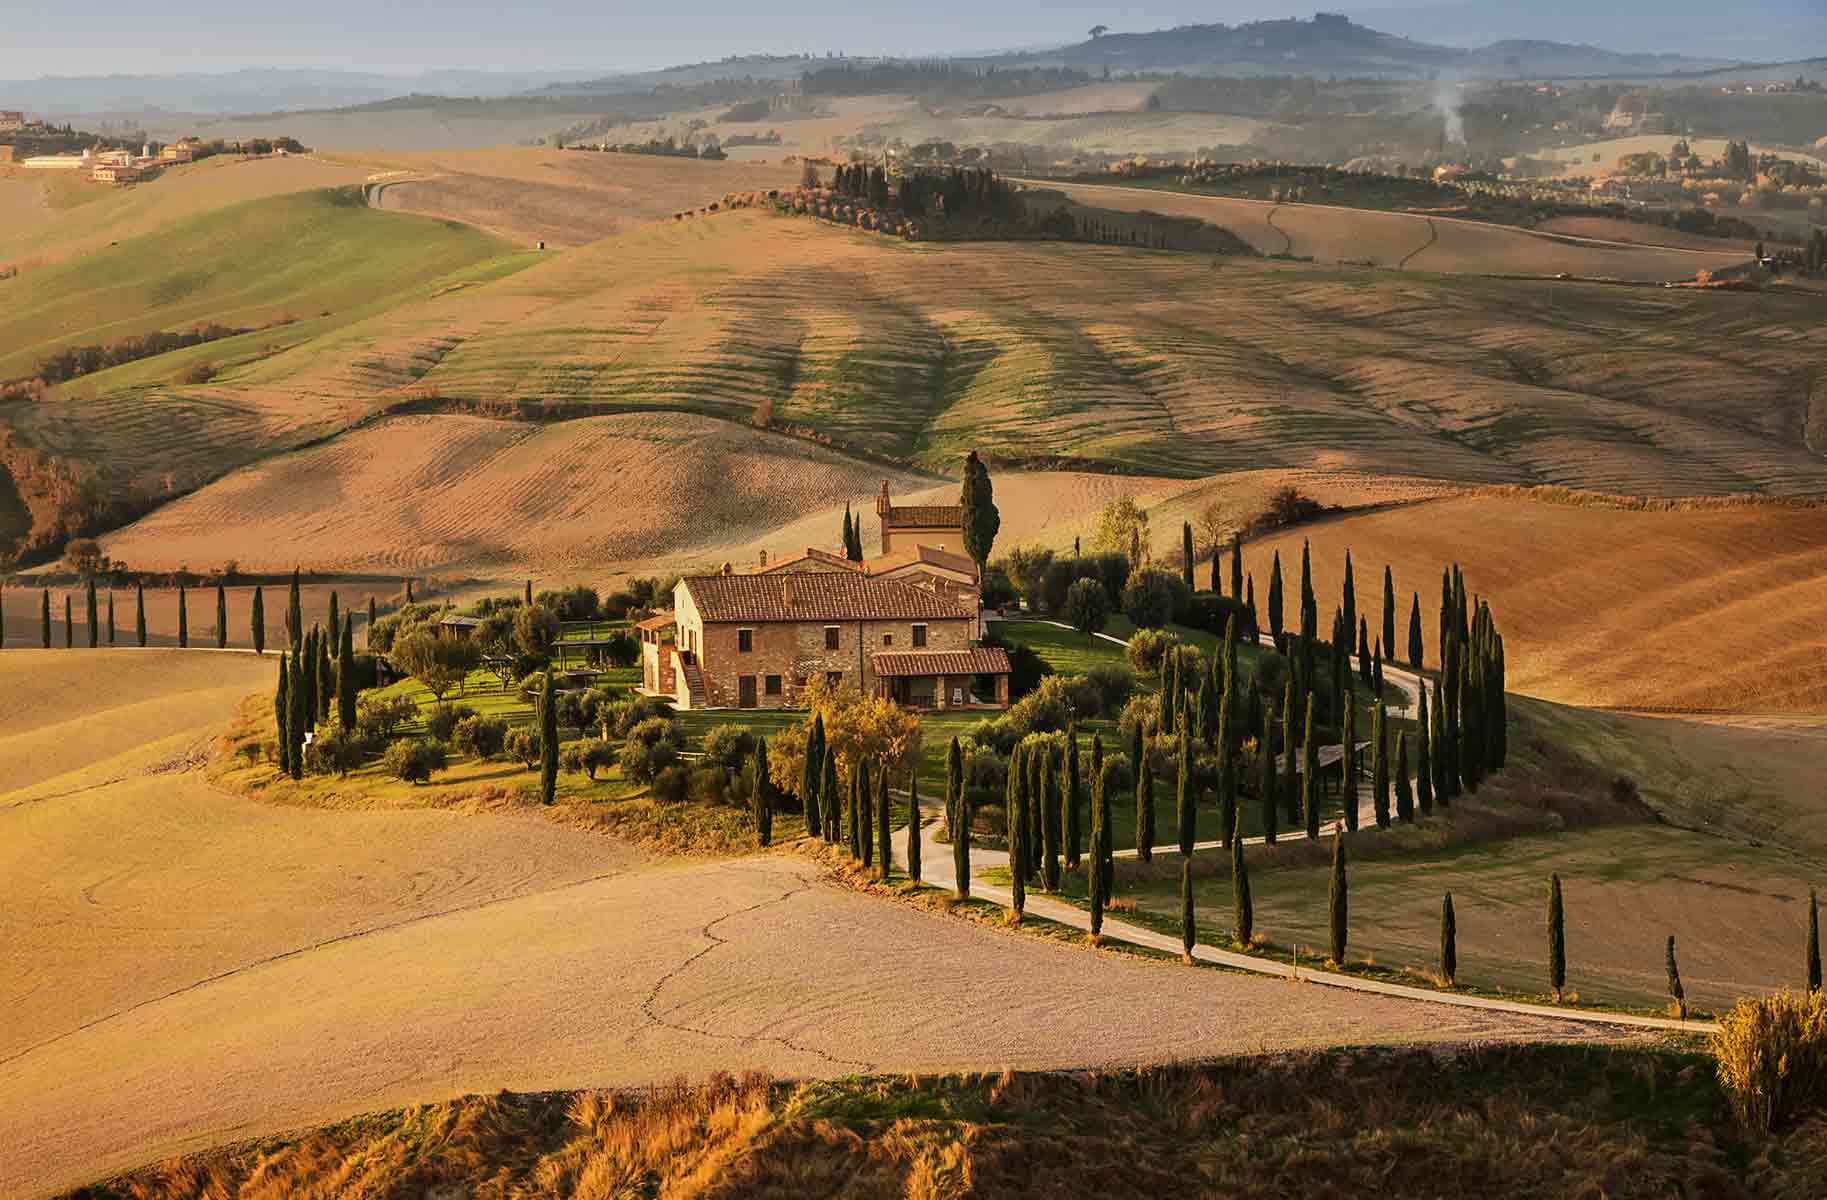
586;136;726;160
826;163;1024;221
1;322;252;398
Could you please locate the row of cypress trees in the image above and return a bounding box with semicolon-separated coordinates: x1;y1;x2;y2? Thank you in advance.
796;713;923;883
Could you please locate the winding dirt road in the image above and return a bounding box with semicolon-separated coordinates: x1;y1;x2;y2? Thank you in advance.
0;652;1609;1199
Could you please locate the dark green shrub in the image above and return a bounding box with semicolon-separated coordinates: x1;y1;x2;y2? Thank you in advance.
356;694;417;739
1082;663;1135;716
505;728;543;767
622;717;683;783
1122;568;1190;629
560;740;616;779
700;724;757;772
650;764;690;803
383;737;448;784
425;703;478;743
454;715;509;759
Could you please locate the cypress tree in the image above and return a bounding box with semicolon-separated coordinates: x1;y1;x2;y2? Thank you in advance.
1303;693;1319;839
106;589;115;646
753;738;774;847
822;753;842;858
1548;873;1566;1001
1231;804;1252;948
1181;521;1194;592
1217;688;1236;849
1342;550;1356;656
1440;892;1457;986
338;617;357;730
1136;754;1155;863
1180;857;1195;963
1026;742;1044;885
1408;592;1424;669
274;657;289;770
85;580;97;648
287;567;302;649
1095;738;1112;898
803;715;826;838
876;762;891;880
1357;616;1372;689
366;596;377;646
1374;643;1384;697
1176;723;1194;856
1395;732;1414;823
1666;935;1685;1020
1088;759;1106;940
1416;684;1434;816
1268;550;1284;645
64;594;73;648
0;582;4;649
287;644;307;779
1064;722;1082;869
300;628;317;728
405;578;414;603
1008;751;1026;921
317;629;332;723
1158;653;1176;734
1340;698;1358;833
857;757;872;864
1230;531;1243;603
1372;703;1390;829
1810;890;1822;993
1209;543;1221;594
327;593;339;653
176;588;187;648
1042;743;1062;889
539;670;558;805
40;588;49;648
1282;682;1300;828
135;583;146;647
1299;540;1315;644
906;770;922;883
950;739;970;899
1329;831;1348;965
1246;574;1259;641
251;587;264;655
215;584;227;649
1382;565;1395;665
1432;680;1451;808
1258;729;1277;845
524;579;533;606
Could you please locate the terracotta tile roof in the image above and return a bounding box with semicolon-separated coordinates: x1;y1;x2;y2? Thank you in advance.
867;544;977;577
750;547;862;574
873;648;1012;677
635;612;677;631
882;504;963;529
684;572;969;623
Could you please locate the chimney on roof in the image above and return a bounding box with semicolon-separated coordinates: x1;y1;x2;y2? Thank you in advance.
758;549;768;568
877;479;892;518
782;575;795;608
721;561;733;576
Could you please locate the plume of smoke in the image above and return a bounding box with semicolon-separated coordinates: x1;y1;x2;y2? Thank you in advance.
1434;79;1466;146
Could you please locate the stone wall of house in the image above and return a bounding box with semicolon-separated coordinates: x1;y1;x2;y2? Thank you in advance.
685;614;973;709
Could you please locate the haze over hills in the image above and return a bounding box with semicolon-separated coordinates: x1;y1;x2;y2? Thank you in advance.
1351;0;1827;62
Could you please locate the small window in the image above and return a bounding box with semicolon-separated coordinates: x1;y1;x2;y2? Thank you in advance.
738;628;753;653
827;671;844;687
883;633;894;646
824;626;840;650
765;675;783;696
912;624;928;648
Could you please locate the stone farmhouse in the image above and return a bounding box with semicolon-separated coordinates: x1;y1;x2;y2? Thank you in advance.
639;482;1008;711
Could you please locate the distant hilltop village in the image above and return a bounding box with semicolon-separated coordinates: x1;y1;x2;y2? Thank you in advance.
0;112;307;183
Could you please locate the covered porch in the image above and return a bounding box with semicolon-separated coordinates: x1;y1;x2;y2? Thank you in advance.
871;647;1011;710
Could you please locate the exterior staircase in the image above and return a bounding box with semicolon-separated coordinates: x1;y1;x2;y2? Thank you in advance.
677;654;708;709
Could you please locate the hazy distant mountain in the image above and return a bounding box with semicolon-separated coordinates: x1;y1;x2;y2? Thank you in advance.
0;67;610;117
1350;0;1827;63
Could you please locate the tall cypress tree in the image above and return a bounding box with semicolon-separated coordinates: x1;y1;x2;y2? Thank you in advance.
539;670;558;805
1136;755;1155;863
176;588;187;648
1395;732;1414;823
804;715;826;839
135;583;146;647
1329;831;1348;965
1299;540;1315;645
1372;703;1390;829
1548;873;1566;1001
274;657;289;772
1181;521;1194;592
1433;680;1453;807
40;588;50;648
1231;805;1252;948
823;753;842;859
1416;684;1434;817
1230;532;1243;603
338;617;357;730
300;628;317;729
1094;738;1113;898
106;589;115;646
1088;757;1106;940
1282;682;1300;828
858;757;873;865
1008;751;1026;920
316;629;332;722
1810;890;1822;993
1381;565;1395;665
1258;730;1277;845
288;643;307;779
1217;688;1236;849
1209;543;1221;594
1341;550;1356;656
287;567;302;649
1268;550;1284;645
64;594;72;648
214;584;226;649
1042;743;1062;888
366;596;377;647
1357;616;1372;689
949;738;969;899
876;763;891;880
85;580;97;648
251;587;265;655
1026;743;1044;885
1303;694;1320;839
327;593;339;653
959;450;1001;581
1666;935;1685;1020
1440;892;1457;986
753;738;774;847
1176;723;1194;856
1180;857;1196;963
1340;698;1358;833
1246;575;1259;641
1408;592;1424;669
1064;722;1082;869
906;770;922;883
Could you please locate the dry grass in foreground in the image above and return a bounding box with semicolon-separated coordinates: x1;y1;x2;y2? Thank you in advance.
63;1044;1827;1199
